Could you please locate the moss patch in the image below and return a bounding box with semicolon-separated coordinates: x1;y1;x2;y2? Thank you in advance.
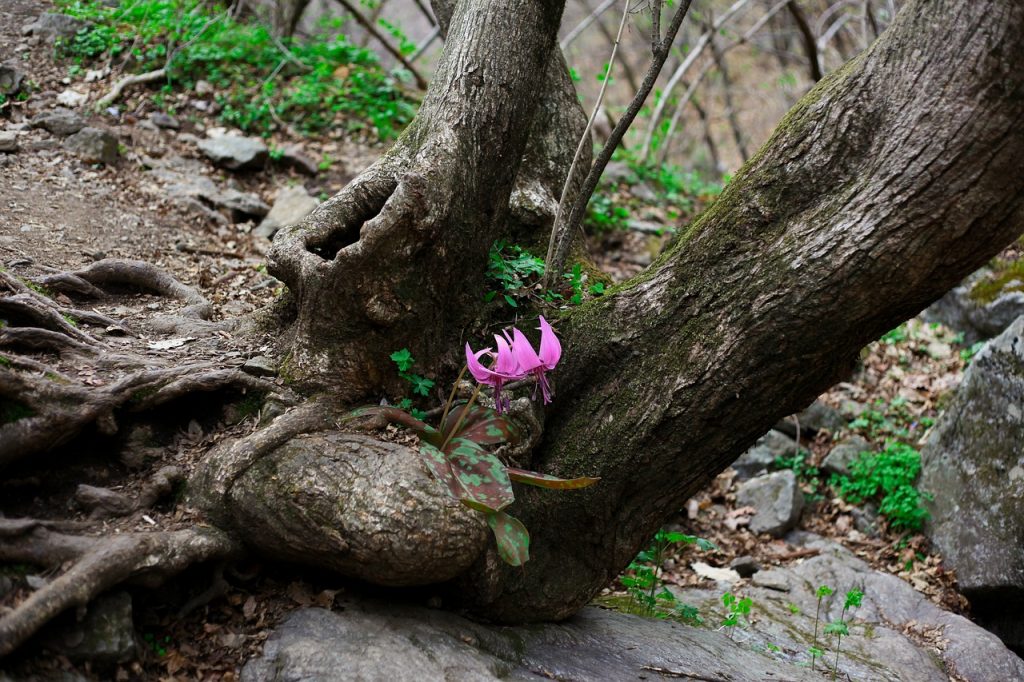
969;255;1024;304
0;398;35;424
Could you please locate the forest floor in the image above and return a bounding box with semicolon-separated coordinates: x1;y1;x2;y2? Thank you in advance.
0;0;989;679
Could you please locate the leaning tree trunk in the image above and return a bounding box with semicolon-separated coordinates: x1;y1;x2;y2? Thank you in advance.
267;0;588;398
454;0;1024;621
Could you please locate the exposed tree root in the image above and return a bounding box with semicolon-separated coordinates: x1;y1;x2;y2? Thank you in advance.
32;259;212;321
0;363;290;469
0;522;240;658
74;465;184;520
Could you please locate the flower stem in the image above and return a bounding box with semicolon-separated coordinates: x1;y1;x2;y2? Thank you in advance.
441;381;482;451
439;364;469;437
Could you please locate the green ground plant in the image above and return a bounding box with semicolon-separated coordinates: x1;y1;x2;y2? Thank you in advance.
830;442;931;532
53;0;416;138
720;592;753;640
620;528;714;624
389;348;433;419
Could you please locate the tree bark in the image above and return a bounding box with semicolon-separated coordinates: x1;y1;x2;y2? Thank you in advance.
455;0;1024;621
267;0;586;397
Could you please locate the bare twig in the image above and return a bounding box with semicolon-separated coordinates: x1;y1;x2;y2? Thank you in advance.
545;0;632;270
330;0;428;89
560;0;617;50
789;0;823;81
544;0;697;286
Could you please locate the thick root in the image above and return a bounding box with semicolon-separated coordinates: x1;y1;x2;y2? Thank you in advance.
0;522;239;658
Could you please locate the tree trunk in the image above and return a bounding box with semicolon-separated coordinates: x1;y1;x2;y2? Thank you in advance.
456;0;1024;621
267;0;587;398
270;0;310;38
197;0;1024;625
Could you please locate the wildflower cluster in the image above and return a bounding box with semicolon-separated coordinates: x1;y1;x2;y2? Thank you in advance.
465;316;561;412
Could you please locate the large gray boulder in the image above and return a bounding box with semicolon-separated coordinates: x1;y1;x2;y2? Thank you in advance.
242;600;820;682
24;13;89;41
925;269;1024;343
922;315;1024;653
30;108;86;136
63;127;118;165
673;532;1024;681
732;429;797;481
255;185;319;239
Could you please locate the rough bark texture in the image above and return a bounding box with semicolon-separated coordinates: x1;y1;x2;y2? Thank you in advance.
457;0;1024;621
267;0;579;396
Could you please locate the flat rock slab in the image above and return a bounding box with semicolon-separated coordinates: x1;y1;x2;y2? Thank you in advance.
242;601;820;682
673;532;1024;682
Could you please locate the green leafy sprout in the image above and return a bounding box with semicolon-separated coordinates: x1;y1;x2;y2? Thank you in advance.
620;528;714;623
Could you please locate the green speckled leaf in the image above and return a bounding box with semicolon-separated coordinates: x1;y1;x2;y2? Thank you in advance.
505;467;600;490
487;511;530;566
417;442;462;500
442;403;521;446
447;437;515;513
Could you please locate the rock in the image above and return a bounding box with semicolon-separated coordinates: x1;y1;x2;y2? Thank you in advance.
56;89;88;107
242;356;277;377
146;155;266;222
195;79;214;95
63;127;118;164
925;269;1024;343
601;160;635;184
0;131;19;153
197;134;268;171
732;429;797;480
922;316;1024;653
729;555;761;578
775;399;845;437
31;108;87;136
255;185;319;239
149;112;179;129
674;532;1024;681
43;591;136;663
0;62;25;97
242;600;820;682
278;143;318;175
839;398;866;420
821;435;871;478
25;13;89;41
74;484;134;518
736;470;804;537
631;181;658;202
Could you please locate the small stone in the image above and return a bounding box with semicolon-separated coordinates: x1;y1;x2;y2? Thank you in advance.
214;188;270;221
821;436;871;478
751;569;791;592
255;185;320;239
149;111;180;129
0;131;19;153
25;13;89;41
56;88;88;107
45;591;137;663
776;399;846;437
279;143;319;176
732;430;797;481
736;470;805;537
197;134;268;171
242;356;277;377
195;79;214;95
64;127;119;165
729;555;761;578
0;62;25;96
31;107;87;136
26;575;47;590
926;340;952;359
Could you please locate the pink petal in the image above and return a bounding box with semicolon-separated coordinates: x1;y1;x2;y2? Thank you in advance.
465;343;494;384
537;316;561;370
511;327;542;372
493;335;520;376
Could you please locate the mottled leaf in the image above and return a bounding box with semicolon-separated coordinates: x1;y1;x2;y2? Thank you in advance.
442;403;521;445
416;442;462;500
447;437;515;513
505;467;600;490
487;511;530;566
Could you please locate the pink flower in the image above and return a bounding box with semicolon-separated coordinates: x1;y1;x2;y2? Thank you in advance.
510;316;560;403
465;334;521;413
464;317;561;410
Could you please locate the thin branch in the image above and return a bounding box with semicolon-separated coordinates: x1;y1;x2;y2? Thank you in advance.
788;0;823;81
560;0;617;50
543;0;697;287
639;0;754;161
331;0;428;89
545;0;632;269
